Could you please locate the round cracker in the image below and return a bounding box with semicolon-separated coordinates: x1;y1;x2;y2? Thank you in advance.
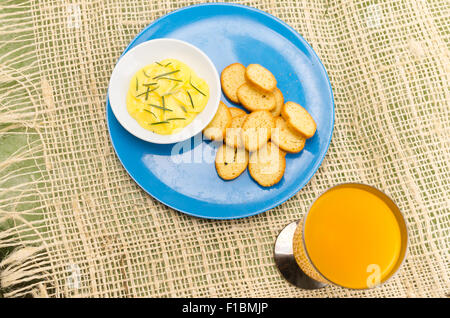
245;64;277;92
228;107;247;118
215;144;249;180
249;142;286;187
271;88;284;117
237;83;276;112
281;101;316;138
242;110;275;152
203;101;232;141
225;114;247;148
221;63;246;104
271;116;306;153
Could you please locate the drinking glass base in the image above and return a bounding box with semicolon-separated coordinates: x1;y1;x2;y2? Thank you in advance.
274;221;327;290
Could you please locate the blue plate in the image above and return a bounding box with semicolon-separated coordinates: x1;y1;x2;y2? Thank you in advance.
107;3;334;219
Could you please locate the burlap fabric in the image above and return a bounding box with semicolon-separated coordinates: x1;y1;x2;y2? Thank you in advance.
0;0;448;298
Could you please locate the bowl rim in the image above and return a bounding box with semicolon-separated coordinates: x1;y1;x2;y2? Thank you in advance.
107;38;221;144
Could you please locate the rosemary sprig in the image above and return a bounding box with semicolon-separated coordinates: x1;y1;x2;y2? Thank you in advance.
135;77;138;91
136;86;158;99
167;117;186;121
151;121;169;125
153;70;180;79
189;77;206;96
157;77;182;82
186;90;194;108
161;96;169;114
155;61;172;67
180;105;187;113
145;87;150;100
170;82;180;91
142;82;157;86
143;109;157;118
148;104;173;112
142;69;151;77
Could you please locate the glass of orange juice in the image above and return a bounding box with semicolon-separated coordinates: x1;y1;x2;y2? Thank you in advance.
274;183;408;290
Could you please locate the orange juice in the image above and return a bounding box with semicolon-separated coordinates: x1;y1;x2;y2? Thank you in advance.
298;184;407;289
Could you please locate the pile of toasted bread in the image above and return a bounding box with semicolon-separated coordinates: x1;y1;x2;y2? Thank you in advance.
203;63;316;187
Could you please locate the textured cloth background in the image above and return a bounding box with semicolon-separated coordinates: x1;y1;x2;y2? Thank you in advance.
0;0;449;297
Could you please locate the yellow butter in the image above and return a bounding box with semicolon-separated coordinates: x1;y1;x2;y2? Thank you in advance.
126;59;209;135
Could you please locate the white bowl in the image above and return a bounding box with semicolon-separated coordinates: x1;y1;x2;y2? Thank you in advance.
108;39;221;144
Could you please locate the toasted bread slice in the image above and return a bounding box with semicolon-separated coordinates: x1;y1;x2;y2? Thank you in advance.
249;142;286;187
215;144;249;180
271;117;306;153
203;101;232;141
237;83;276;112
225;114;247;148
245;64;277;92
221;63;246;103
281;102;316;138
271;88;284;117
241;110;275;152
228;107;247;118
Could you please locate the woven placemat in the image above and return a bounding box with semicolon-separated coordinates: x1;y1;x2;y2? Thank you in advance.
0;0;448;297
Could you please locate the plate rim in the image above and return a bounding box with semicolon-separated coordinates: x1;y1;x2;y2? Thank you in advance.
106;3;335;219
